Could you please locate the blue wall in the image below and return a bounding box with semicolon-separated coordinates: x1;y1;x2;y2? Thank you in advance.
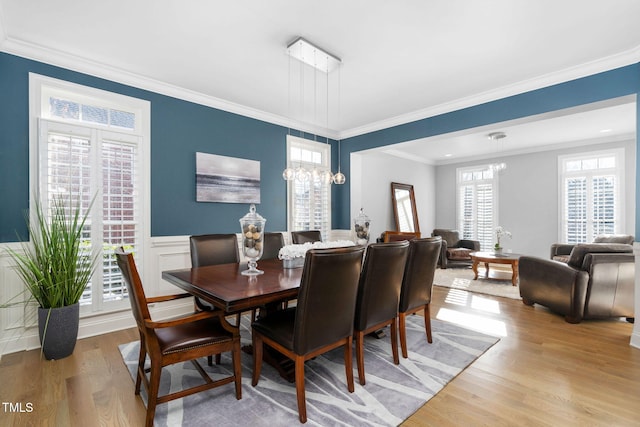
336;63;640;234
1;51;639;241
0;52;341;242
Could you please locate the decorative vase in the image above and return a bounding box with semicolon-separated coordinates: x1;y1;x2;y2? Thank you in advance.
353;208;371;245
239;204;266;276
494;247;503;255
38;303;80;360
282;257;305;269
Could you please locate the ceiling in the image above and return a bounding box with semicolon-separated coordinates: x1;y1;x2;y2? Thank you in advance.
1;1;639;161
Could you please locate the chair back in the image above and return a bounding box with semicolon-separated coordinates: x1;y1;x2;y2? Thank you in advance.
431;229;460;247
399;237;442;313
291;230;322;244
262;232;285;260
190;234;239;267
354;241;409;331
115;248;150;330
593;234;634;245
293;246;365;354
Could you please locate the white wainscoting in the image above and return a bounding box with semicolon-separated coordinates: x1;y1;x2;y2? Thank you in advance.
0;230;353;357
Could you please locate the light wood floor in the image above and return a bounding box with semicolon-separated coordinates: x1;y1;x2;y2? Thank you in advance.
1;286;638;426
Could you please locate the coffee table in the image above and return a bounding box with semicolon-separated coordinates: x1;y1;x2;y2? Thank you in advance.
469;251;520;286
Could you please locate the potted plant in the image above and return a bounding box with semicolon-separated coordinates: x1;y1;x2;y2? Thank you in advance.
6;196;98;360
494;226;512;254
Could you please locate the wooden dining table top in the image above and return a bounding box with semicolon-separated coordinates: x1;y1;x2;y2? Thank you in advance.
161;258;303;313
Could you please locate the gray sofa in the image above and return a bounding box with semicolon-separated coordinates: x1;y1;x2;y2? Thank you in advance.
519;242;635;323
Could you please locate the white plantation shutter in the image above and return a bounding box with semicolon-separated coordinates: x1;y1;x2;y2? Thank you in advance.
457;166;497;251
560;150;621;243
287;136;331;238
40;122;141;309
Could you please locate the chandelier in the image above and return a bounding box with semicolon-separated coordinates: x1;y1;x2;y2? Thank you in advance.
282;37;345;185
487;131;507;173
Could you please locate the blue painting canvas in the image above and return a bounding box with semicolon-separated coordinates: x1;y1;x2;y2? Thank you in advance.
196;152;260;203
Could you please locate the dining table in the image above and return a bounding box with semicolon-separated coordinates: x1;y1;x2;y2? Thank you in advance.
162;258;303;314
162;258;304;381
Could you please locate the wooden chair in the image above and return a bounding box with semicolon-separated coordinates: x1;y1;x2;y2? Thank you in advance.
251;245;365;423
382;230;421;242
115;248;242;427
291;230;322;244
353;241;409;385
398;237;442;358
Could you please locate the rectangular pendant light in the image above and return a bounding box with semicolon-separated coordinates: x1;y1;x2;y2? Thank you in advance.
287;37;341;73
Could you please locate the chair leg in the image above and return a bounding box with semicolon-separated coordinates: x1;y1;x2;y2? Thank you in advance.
207;355;213;366
135;341;146;394
345;336;355;393
232;342;242;400
215;353;222;365
251;333;263;387
355;330;366;385
294;355;307;423
423;304;433;344
399;312;408;359
145;360;162;427
390;317;399;364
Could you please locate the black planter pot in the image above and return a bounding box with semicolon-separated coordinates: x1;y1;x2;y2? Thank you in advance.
37;303;80;360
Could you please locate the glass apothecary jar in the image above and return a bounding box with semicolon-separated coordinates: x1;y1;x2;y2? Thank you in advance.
239;204;266;275
353;208;371;246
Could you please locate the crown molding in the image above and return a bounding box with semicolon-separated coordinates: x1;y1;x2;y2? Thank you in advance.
1;32;637;144
339;45;640;140
0;36;340;141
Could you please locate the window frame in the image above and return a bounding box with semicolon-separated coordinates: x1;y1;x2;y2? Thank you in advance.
558;148;624;243
456;164;499;251
285;134;332;238
29;73;150;316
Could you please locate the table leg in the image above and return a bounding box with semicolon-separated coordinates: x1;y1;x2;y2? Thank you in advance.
484;262;490;278
512;261;519;286
472;260;479;280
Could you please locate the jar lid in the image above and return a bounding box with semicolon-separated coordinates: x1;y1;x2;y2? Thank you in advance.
354;208;370;223
239;204;266;223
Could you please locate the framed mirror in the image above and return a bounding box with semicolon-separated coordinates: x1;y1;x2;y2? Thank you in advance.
391;182;420;233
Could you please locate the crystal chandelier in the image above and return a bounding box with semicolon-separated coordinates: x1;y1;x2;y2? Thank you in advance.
282;37;345;185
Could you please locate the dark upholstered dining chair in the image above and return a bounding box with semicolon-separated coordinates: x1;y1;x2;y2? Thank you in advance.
291;230;322;244
115;248;242;427
251;245;365;423
398;236;442;359
189;233;242;363
189;234;239;313
353;241;409;385
261;232;285;260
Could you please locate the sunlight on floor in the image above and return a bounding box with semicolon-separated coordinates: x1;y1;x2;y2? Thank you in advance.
437;289;508;337
444;288;501;314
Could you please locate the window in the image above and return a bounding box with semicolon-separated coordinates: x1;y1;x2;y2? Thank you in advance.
30;74;149;314
457;165;498;250
559;149;624;243
286;135;332;238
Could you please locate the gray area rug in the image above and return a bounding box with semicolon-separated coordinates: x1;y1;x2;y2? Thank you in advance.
434;266;521;300
119;316;499;426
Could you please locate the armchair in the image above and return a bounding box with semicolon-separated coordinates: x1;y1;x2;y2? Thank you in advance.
519;243;635;323
431;228;480;268
550;234;634;262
